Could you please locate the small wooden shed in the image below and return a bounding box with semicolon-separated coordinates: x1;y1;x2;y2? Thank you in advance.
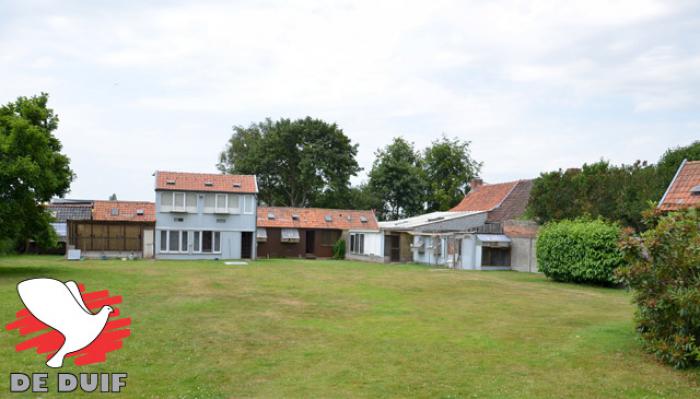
67;200;155;258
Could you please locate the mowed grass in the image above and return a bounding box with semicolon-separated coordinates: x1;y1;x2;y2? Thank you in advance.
0;256;698;398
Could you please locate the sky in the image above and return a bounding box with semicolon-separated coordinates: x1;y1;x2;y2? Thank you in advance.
1;0;699;201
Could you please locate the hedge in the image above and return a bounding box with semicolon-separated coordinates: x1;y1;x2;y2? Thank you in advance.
536;219;624;285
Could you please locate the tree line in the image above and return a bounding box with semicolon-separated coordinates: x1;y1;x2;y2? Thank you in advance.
217;118;481;220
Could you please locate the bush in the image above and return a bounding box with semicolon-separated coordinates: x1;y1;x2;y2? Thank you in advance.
332;239;346;260
617;209;700;368
536;219;624;285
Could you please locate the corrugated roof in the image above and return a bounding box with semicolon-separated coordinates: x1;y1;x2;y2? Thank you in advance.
258;207;379;230
92;201;156;222
155;171;258;194
47;203;93;222
658;160;700;211
379;211;484;231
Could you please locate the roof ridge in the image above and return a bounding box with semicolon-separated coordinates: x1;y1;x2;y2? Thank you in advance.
156;170;256;177
258;206;374;213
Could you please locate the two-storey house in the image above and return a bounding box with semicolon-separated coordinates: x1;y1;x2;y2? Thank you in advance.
154;171;258;259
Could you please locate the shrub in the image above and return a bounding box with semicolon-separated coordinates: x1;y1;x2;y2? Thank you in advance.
332;239;346;260
536;219;624;285
617;209;700;368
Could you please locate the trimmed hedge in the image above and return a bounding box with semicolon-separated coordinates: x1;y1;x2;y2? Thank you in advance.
536;219;624;285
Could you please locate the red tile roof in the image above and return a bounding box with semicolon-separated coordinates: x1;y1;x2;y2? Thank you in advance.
155;171;257;194
450;180;533;222
258;207;379;230
92;201;155;222
658;160;700;211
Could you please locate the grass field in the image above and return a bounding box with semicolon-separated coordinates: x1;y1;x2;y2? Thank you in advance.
0;256;698;398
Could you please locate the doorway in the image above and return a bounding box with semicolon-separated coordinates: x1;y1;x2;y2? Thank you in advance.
389;235;400;262
241;232;253;259
305;230;315;255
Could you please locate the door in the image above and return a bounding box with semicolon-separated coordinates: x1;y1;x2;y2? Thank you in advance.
305;230;315;255
390;235;400;262
241;232;253;259
143;229;154;258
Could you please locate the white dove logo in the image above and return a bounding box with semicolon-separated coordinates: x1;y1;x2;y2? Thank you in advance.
16;278;113;368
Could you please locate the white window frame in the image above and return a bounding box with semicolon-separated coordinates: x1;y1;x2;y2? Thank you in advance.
214;194;228;214
160;230;189;253
228;194;241;214
193;230;222;254
243;195;254;214
161;191;196;213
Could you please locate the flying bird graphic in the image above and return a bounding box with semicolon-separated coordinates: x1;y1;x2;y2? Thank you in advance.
17;278;113;368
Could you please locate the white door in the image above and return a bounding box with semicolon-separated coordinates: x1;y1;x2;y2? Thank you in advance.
143;229;154;258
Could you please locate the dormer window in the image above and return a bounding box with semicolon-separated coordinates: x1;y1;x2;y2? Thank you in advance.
267;212;275;220
136;209;144;215
204;181;214;187
166;179;176;185
111;208;119;216
292;214;300;221
692;185;700;196
324;215;332;222
360;216;368;223
233;183;241;188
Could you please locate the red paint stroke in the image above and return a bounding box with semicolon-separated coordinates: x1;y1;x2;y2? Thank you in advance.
5;282;131;366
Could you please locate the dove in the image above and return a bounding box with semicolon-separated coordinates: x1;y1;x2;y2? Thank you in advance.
17;278;113;368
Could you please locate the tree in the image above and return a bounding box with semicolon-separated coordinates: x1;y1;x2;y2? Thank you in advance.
423;135;481;211
217;117;361;207
0;93;74;252
109;193;118;201
368;137;426;220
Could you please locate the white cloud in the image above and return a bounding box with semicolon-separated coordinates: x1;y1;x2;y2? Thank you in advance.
0;0;698;199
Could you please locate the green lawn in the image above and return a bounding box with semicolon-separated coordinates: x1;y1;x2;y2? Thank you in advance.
0;256;698;398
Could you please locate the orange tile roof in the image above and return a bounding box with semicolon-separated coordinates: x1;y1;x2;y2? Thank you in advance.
258;207;379;230
92;201;156;222
450;180;520;212
155;171;257;194
658;160;700;211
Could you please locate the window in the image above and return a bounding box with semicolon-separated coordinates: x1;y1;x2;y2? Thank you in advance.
228;194;240;213
173;192;186;211
169;230;180;251
350;233;364;254
203;194;215;213
243;195;254;214
200;231;222;253
160;230;167;251
182;230;188;251
256;228;267;242
186;193;197;212
281;228;300;243
193;231;200;252
214;194;227;213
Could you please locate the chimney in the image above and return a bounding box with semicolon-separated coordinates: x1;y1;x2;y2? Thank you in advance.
470;178;483;190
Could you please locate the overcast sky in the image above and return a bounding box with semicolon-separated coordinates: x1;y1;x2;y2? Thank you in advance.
1;0;699;201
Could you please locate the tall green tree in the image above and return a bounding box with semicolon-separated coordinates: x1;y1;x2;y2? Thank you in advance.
217;117;360;207
423;135;481;211
368;137;426;220
0;93;74;252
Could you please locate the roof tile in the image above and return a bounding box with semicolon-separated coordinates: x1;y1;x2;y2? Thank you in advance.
155;171;257;194
92;201;156;222
659;160;700;211
258;207;378;230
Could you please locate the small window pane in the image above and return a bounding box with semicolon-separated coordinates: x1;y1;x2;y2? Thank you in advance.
193;231;200;252
168;231;179;252
160;230;167;251
161;192;173;206
214;232;221;252
182;231;188;252
174;193;185;209
228;195;240;212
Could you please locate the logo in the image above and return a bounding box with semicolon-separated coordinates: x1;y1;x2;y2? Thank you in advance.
6;278;131;368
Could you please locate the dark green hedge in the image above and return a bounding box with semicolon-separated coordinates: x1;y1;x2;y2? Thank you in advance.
536;219;624;285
